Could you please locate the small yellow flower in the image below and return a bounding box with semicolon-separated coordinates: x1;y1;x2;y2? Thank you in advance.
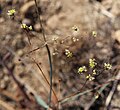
104;63;112;70
92;69;97;75
28;26;33;30
7;9;16;16
95;92;99;99
21;24;28;29
89;58;97;68
21;24;32;31
65;49;72;58
78;66;87;74
92;31;97;37
86;74;95;81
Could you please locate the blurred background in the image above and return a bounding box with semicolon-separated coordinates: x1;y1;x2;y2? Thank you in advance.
0;0;120;110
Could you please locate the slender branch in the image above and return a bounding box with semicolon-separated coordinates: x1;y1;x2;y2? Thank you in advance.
105;71;120;109
58;77;120;103
34;0;53;105
30;57;58;103
34;0;46;42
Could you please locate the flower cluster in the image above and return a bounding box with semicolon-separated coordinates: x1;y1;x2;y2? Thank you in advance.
65;49;72;58
21;24;32;31
7;9;16;16
104;63;112;70
78;66;87;74
77;58;112;82
89;58;97;68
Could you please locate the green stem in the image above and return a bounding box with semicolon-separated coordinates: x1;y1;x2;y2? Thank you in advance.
34;0;53;105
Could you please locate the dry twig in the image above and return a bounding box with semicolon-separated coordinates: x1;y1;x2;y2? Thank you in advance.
105;71;120;109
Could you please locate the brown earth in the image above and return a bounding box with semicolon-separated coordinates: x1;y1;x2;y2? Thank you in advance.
0;0;120;110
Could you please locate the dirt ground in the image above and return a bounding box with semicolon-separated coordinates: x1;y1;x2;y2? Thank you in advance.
0;0;120;110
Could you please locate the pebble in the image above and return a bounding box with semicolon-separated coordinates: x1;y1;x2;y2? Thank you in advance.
4;76;9;82
96;42;103;48
111;0;120;16
113;30;120;43
47;15;59;30
117;85;120;91
22;18;31;26
34;23;41;32
101;48;109;54
0;18;4;23
17;50;23;56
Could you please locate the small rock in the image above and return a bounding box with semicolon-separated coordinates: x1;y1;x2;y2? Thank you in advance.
114;16;120;30
6;0;12;4
20;1;35;17
0;73;4;79
47;15;59;30
22;18;31;26
4;76;9;81
55;1;62;12
34;23;41;32
58;13;66;20
101;48;109;54
3;68;8;74
0;18;5;23
0;80;7;89
111;0;120;16
17;50;23;56
96;42;103;48
117;85;120;91
112;30;120;43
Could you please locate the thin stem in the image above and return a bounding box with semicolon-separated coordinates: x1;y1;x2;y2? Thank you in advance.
30;57;58;103
34;0;46;42
34;0;53;105
58;77;120;103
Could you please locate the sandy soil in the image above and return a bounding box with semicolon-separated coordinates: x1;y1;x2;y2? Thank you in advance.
0;0;120;110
